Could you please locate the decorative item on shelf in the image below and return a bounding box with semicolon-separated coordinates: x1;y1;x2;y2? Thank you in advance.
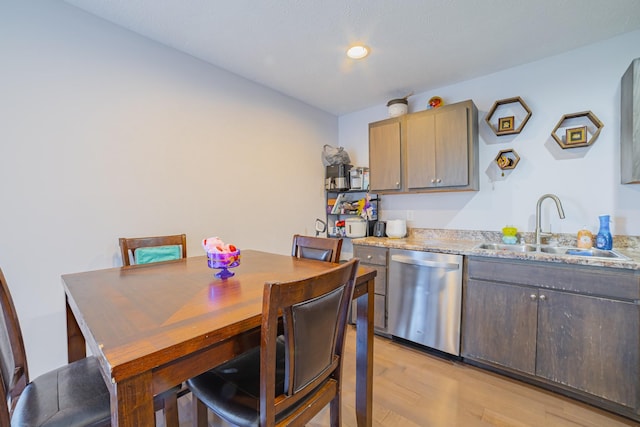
494;149;520;176
427;96;443;109
485;96;532;136
501;226;518;245
498;116;515;132
566;126;588;145
551;111;603;149
202;237;241;279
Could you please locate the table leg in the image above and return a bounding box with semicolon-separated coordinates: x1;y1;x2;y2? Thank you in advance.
111;372;155;427
355;277;374;427
66;296;86;362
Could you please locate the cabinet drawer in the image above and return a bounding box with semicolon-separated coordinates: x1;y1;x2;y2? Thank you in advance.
467;257;640;301
354;245;387;266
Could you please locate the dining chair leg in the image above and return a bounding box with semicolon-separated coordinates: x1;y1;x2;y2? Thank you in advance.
192;396;208;427
330;394;341;427
162;392;179;427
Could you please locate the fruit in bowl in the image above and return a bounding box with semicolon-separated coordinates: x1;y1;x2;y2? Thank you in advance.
203;237;241;279
207;250;241;270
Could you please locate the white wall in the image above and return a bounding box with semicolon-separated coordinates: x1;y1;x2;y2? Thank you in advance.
0;2;335;377
340;30;640;238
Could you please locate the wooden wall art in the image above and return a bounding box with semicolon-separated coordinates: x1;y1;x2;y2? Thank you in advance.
486;96;532;136
551;111;603;149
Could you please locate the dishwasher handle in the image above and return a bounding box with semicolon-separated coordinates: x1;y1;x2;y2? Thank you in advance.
391;254;459;270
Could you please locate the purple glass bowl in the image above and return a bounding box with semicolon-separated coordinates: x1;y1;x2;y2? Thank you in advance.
207;250;241;279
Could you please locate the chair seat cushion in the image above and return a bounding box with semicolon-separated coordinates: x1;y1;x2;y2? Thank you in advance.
11;356;110;427
187;339;286;427
134;245;181;264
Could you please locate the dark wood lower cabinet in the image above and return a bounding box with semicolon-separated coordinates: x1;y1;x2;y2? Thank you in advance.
353;245;389;334
536;290;639;409
462;256;640;421
463;279;537;375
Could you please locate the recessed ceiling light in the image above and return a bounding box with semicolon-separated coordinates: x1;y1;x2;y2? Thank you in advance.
347;45;369;59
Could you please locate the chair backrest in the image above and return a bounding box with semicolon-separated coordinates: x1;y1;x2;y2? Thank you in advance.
259;258;359;425
0;268;29;424
291;234;343;263
119;234;187;266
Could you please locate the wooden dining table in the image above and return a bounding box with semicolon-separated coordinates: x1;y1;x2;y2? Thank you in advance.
62;250;376;427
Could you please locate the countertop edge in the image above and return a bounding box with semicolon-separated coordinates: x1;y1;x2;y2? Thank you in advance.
352;236;640;271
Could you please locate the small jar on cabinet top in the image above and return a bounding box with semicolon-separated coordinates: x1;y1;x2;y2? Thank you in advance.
577;227;593;249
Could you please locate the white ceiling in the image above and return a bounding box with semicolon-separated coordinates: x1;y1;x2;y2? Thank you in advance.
64;0;640;115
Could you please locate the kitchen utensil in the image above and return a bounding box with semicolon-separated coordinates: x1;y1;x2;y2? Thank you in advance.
386;219;406;238
345;217;367;237
373;221;386;237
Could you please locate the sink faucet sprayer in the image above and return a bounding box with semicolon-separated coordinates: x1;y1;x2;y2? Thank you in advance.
535;194;565;245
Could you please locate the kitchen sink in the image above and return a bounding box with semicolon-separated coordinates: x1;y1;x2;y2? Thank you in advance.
538;246;629;259
475;243;537;252
475;242;629;260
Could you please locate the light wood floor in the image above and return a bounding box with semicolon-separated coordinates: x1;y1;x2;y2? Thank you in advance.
167;327;639;427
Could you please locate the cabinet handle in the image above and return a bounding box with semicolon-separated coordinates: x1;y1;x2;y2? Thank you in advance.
366;255;373;260
436;178;442;183
431;179;436;184
530;294;537;301
539;294;547;301
395;182;400;188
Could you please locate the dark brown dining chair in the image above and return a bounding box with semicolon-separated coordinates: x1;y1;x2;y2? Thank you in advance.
119;233;187;266
291;234;343;263
1;267;111;427
0;268;181;427
186;258;359;427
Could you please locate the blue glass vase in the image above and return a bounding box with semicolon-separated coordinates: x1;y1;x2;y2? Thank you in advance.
595;215;613;250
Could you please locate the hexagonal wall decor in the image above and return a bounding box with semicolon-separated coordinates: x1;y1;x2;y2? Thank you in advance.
551;111;604;149
485;96;532;136
495;149;520;170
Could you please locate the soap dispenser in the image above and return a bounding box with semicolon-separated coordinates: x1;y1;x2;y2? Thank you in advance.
595;215;613;250
577;226;593;249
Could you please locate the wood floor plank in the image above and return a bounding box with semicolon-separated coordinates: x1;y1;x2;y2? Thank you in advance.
166;326;638;426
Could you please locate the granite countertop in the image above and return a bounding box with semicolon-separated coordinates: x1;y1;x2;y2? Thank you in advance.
352;228;640;271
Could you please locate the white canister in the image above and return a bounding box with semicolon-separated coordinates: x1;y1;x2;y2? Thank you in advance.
345;217;367;238
385;219;407;238
387;98;408;117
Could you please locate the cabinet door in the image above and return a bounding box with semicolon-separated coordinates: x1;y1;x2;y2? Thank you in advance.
405;105;469;189
462;279;537;374
536;290;639;409
435;106;469;187
406;112;436;189
369;119;401;191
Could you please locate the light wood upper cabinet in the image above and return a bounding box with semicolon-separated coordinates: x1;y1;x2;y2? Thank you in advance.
369;100;478;194
369;118;402;192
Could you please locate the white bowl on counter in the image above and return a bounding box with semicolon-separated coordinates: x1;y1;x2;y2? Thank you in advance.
386;219;406;238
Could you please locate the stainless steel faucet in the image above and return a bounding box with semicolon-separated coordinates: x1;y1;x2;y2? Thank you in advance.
535;194;565;245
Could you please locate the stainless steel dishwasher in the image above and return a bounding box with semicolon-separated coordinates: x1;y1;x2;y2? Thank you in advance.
388;248;463;356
